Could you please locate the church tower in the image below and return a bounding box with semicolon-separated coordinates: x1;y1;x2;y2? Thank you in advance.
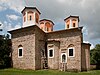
64;15;79;29
21;7;41;27
39;19;54;32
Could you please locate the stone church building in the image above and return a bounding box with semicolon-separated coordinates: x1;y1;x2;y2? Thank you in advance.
9;7;91;71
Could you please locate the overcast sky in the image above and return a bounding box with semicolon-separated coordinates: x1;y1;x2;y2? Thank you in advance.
0;0;100;49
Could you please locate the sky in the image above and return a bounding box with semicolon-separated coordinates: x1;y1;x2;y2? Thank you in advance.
0;0;100;49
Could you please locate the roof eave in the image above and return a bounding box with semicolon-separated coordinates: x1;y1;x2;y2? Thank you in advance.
21;7;41;14
64;15;80;22
39;19;54;25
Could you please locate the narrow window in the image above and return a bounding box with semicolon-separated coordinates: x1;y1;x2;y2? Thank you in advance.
36;18;38;23
49;50;53;57
35;13;39;23
19;49;22;56
48;48;54;58
18;46;23;58
30;16;32;21
47;27;49;31
67;24;69;28
73;23;75;27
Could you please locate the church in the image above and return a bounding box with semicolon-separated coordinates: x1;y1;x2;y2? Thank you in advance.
8;7;91;71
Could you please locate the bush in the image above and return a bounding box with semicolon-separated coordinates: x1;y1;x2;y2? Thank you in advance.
0;34;12;69
90;44;100;69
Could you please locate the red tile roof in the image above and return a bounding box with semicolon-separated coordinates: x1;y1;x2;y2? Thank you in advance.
64;15;80;22
39;19;54;25
21;7;41;14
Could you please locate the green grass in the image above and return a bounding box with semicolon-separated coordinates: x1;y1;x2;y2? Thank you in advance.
0;68;100;75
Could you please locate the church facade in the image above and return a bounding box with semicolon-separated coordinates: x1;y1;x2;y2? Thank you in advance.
9;7;91;71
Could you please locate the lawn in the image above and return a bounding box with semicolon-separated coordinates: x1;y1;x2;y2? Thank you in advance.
0;68;100;75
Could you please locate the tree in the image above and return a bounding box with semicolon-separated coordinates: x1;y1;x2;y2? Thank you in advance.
0;34;12;69
90;44;100;69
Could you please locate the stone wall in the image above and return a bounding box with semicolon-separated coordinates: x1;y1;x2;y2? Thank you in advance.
46;28;82;71
81;43;90;71
47;41;60;69
11;25;47;70
34;26;46;70
10;25;90;71
11;26;36;70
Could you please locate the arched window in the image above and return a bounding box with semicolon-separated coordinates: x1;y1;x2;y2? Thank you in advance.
61;53;67;63
47;27;49;31
67;24;69;28
18;45;23;58
35;13;39;23
45;22;51;31
62;54;66;62
30;16;32;21
28;11;33;21
73;23;76;27
72;19;76;27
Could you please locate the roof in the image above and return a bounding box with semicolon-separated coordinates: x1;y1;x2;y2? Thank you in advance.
21;7;41;14
8;25;83;37
64;15;80;22
82;43;91;46
47;27;83;34
8;25;40;33
39;19;54;25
